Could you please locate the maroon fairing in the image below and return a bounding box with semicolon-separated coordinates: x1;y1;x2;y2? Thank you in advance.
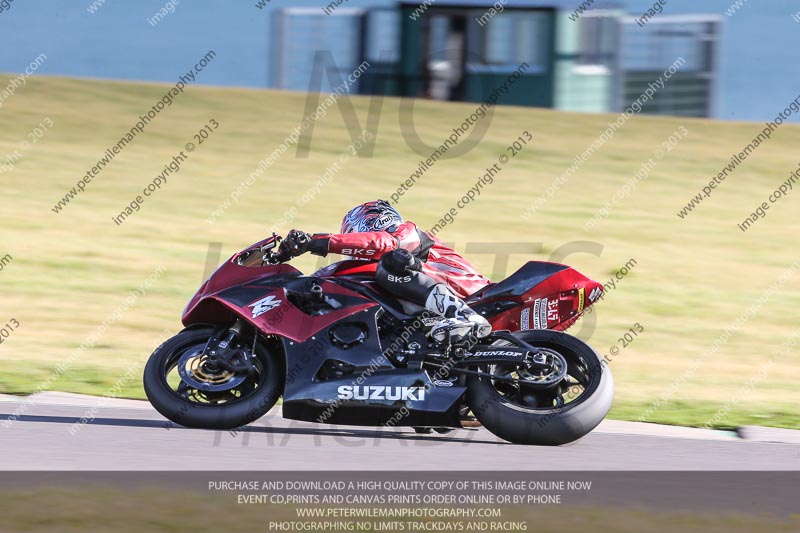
182;237;602;342
313;259;378;277
477;262;604;333
182;262;378;343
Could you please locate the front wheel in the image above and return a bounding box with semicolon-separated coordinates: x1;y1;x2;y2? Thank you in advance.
143;326;284;429
466;330;613;445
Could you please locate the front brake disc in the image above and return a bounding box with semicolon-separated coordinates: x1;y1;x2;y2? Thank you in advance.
177;346;247;392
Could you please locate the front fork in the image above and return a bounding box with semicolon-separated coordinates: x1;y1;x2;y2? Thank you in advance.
202;319;258;375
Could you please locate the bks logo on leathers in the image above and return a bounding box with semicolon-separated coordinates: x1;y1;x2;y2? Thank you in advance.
341;248;377;257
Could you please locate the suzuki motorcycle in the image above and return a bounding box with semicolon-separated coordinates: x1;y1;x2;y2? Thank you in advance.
143;234;613;445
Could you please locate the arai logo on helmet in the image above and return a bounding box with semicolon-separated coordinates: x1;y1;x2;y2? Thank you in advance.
337;385;426;401
248;295;282;319
373;214;398;230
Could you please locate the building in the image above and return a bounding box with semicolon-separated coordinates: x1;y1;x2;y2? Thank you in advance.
3;0;767;119
272;0;721;117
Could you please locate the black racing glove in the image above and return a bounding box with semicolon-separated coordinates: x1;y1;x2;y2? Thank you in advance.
282;229;311;257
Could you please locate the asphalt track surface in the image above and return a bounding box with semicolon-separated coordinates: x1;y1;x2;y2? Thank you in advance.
2;393;799;471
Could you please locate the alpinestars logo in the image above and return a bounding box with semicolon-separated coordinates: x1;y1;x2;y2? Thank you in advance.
433;287;446;313
337;386;426;401
249;295;282;318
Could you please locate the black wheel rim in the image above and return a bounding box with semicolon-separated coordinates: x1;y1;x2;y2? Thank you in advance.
483;339;599;411
160;335;269;407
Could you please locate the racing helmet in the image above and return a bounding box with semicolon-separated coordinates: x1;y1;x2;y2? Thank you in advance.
340;200;403;234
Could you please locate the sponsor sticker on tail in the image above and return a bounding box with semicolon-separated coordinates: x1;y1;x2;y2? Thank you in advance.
520;307;530;330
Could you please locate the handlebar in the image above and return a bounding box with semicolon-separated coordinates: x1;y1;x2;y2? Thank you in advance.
262;231;310;265
242;230;313;266
266;247;290;265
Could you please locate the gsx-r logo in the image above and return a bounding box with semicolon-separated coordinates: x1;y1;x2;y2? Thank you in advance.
248;295;282;319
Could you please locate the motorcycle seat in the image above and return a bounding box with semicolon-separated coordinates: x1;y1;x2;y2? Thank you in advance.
467;262;568;302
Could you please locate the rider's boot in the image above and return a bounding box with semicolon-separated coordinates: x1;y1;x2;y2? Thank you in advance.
424;284;491;343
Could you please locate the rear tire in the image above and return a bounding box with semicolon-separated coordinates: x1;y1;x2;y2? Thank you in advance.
143;326;284;429
467;330;613;445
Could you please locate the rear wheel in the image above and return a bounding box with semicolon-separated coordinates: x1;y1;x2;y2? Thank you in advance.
466;330;613;445
143;326;284;429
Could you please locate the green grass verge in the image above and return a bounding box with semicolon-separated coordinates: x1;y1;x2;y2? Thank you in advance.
1;74;800;429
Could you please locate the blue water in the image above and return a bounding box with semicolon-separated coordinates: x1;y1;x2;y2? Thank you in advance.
0;0;797;122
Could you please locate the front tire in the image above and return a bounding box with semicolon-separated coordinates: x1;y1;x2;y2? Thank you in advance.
143;326;284;429
467;330;613;445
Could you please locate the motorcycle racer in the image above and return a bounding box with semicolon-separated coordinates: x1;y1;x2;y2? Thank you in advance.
279;199;492;341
